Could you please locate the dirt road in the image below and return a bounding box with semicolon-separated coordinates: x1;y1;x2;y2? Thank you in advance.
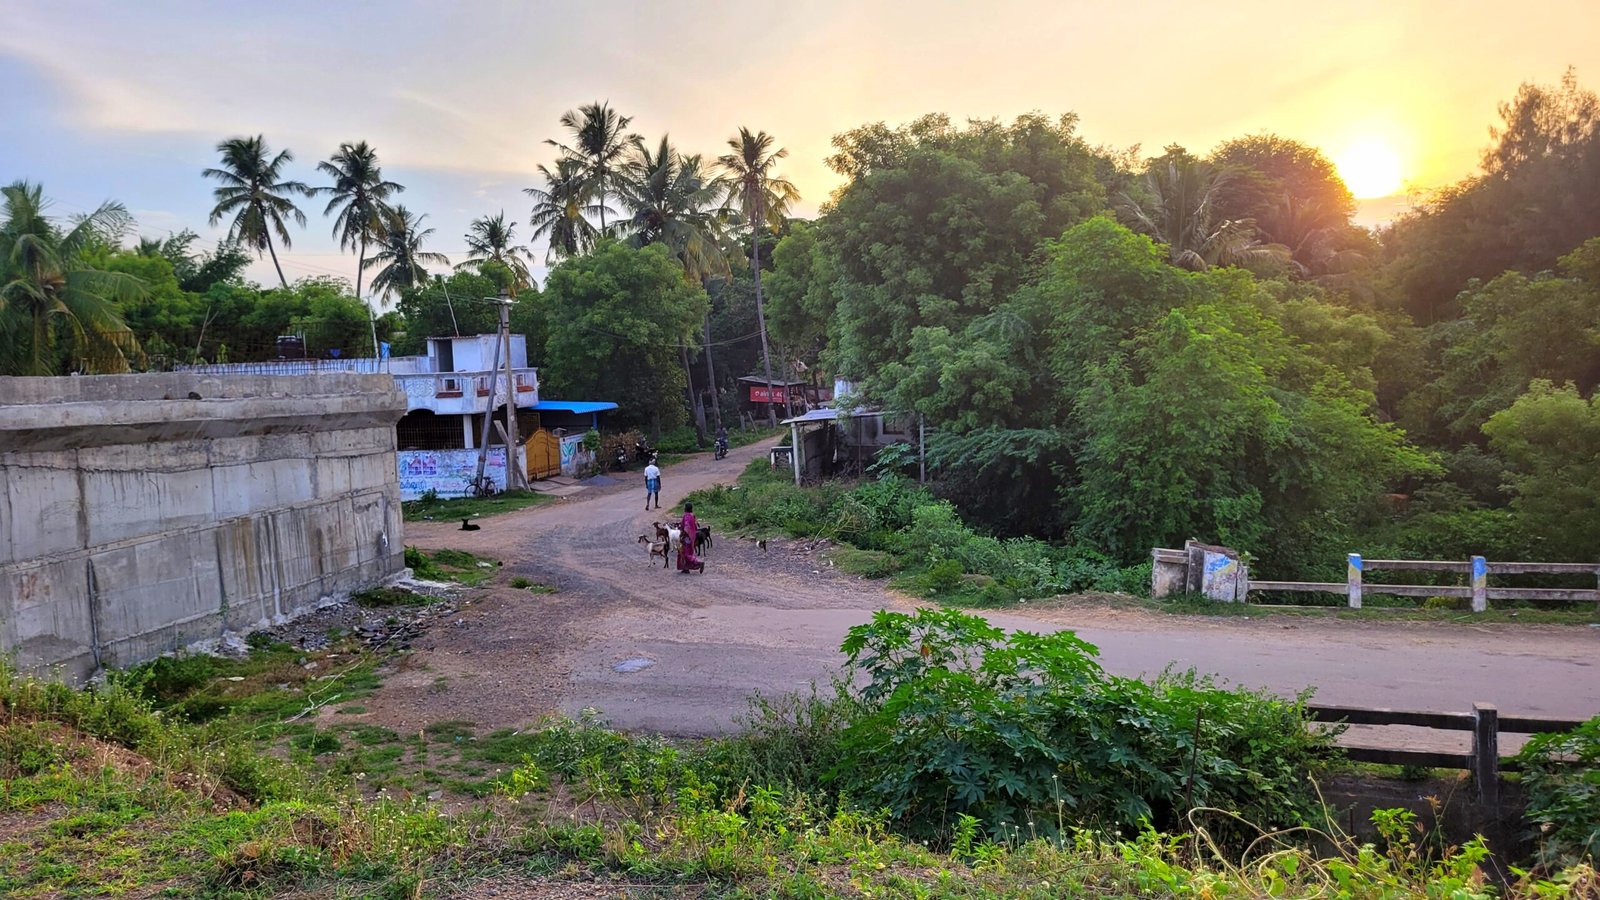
377;439;1600;745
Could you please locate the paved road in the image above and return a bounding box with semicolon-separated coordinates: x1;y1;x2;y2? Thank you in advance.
390;438;1600;744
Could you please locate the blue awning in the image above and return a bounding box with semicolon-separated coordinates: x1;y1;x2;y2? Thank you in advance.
534;400;619;415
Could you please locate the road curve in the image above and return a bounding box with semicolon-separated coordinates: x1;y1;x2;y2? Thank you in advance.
392;438;1600;742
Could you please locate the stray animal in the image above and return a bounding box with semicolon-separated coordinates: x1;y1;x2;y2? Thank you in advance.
746;537;767;552
460;518;480;532
695;525;713;555
653;522;670;543
638;534;669;567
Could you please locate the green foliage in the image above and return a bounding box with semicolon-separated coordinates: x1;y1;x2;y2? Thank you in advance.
538;241;710;431
401;488;551;522
833;609;1336;844
859;217;1432;572
1382;69;1600;324
823;113;1104;379
1517;715;1600;868
1407;243;1600;442
1484;381;1600;561
401;546;499;585
1;660;1592;896
0;181;146;375
684;463;1149;604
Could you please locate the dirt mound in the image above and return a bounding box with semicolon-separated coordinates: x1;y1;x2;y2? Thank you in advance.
6;717;248;811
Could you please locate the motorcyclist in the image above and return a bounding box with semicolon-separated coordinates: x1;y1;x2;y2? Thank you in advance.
714;425;729;459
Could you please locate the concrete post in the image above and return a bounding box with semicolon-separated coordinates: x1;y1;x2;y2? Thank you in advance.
1472;702;1500;811
790;422;802;486
497;291;525;490
1471;555;1488;613
1346;553;1363;609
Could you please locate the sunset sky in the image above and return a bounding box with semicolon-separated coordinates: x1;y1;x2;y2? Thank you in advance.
2;0;1596;290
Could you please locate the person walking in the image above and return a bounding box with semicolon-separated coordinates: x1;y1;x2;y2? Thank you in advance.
643;457;662;510
677;502;705;574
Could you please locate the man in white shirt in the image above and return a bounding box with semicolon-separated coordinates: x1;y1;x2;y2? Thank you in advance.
643;458;662;510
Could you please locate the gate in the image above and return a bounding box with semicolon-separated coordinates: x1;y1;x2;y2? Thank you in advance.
525;428;562;480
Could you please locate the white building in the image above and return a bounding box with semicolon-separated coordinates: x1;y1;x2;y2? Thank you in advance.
181;335;616;498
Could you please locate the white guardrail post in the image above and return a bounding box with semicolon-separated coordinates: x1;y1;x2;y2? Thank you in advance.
1346;553;1362;609
1471;556;1488;613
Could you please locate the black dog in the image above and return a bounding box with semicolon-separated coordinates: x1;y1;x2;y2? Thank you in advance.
460;518;480;532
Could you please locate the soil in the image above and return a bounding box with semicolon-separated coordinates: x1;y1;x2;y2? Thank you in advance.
343;438;1600;748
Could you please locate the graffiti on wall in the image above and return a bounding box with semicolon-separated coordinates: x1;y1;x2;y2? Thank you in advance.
397;448;507;499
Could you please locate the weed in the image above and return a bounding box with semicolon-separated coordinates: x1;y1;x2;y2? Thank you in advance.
404;546;500;586
353;586;440;608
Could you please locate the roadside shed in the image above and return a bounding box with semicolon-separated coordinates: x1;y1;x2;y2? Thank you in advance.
780;407;925;486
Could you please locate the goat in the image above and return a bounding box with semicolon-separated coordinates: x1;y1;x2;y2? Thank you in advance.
637;534;669;567
695;524;713;555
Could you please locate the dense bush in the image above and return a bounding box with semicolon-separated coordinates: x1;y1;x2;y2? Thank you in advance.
1517;715;1600;868
685;462;1150;605
831;609;1337;845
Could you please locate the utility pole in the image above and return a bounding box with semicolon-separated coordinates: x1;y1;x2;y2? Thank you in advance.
496;289;526;489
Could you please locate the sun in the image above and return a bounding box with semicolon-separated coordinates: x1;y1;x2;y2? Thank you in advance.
1335;139;1404;199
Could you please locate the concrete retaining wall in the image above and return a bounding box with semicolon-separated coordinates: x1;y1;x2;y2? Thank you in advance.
1;373;408;681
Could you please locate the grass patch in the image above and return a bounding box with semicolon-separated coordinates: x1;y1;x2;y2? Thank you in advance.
829;547;902;578
404;546;500;586
352;586;440;608
402;489;552;522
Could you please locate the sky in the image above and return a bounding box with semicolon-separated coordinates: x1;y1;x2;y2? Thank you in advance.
2;0;1597;293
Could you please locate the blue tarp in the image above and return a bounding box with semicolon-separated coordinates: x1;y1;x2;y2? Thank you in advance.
534;400;619;415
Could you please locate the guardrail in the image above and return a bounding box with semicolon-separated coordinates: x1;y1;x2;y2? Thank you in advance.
1306;702;1587;810
1254;555;1600;612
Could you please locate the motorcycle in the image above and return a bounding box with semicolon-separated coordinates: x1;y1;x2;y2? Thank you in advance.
713;436;728;460
613;446;630;471
634;440;655;463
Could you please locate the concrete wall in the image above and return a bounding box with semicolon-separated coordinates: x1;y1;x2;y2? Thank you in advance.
397;447;508;500
0;373;408;681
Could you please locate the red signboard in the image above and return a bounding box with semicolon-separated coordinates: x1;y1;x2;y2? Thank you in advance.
749;386;797;403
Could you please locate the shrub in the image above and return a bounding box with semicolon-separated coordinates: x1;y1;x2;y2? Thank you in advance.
654;425;701;454
832;609;1335;845
1517;715;1600;867
830;548;902;578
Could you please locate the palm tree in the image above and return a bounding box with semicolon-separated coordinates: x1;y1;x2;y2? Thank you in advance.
202;135;309;288
457;212;534;290
0;181;146;375
1119;150;1287;272
719;128;801;424
617;137;737;434
546;101;640;236
618;136;733;281
316;141;403;299
525;158;609;263
364;206;450;301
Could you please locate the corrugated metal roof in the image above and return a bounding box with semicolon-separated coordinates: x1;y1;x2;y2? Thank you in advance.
780;407;884;425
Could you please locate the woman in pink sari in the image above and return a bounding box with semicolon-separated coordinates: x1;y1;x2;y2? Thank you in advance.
677;502;705;574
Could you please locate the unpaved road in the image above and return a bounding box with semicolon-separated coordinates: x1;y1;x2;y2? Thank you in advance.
371;439;1599;750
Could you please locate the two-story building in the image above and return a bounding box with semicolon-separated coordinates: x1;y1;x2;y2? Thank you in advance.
181;334;615;498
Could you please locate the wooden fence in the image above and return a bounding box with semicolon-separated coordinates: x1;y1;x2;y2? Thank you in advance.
1249;555;1600;612
1306;702;1586;810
